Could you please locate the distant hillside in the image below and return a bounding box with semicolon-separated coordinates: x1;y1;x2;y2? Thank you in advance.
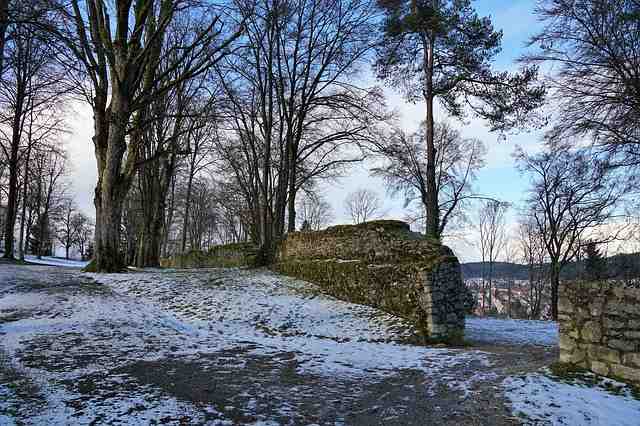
461;252;640;281
461;262;528;280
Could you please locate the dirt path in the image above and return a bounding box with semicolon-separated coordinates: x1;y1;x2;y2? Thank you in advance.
0;264;558;425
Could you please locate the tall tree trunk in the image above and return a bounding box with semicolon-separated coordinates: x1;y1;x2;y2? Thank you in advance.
3;93;25;259
18;141;32;261
423;35;439;239
92;93;131;272
550;262;560;321
181;171;194;253
488;261;494;312
136;172;170;268
287;157;297;232
162;175;176;257
94;189;125;271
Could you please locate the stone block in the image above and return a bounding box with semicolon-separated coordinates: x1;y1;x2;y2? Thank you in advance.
603;318;626;330
590;305;603;317
622;304;640;316
623;353;640;368
608;339;636;352
590;360;610;376
610;364;640;384
557;314;573;323
582;321;602;343
624;331;640;339
558;298;574;314
587;345;621;364
559;335;577;351
560;348;586;364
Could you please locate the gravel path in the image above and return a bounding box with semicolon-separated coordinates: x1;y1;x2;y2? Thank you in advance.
1;263;561;425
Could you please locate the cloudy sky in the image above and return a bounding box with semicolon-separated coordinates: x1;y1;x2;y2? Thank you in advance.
64;0;544;262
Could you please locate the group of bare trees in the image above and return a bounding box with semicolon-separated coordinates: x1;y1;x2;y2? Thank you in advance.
1;0;379;269
371;121;486;236
505;0;638;320
0;0;93;261
458;0;640;321
1;0;637;293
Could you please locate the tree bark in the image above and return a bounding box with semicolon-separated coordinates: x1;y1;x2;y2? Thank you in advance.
550;262;560;321
17;139;32;261
92;92;130;272
162;175;176;257
180;170;194;253
423;34;439;239
136;156;172;268
2;77;27;259
287;156;297;232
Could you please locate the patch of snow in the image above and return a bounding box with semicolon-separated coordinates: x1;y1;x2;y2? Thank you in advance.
504;373;640;425
465;317;558;346
85;268;492;378
24;255;89;268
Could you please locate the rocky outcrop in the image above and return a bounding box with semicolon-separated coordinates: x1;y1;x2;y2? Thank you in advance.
272;220;466;343
559;281;640;385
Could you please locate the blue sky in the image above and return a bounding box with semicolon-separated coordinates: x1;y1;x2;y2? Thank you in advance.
66;0;545;262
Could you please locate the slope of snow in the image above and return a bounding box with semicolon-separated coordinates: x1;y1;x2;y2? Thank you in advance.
465;317;558;346
86;268;492;377
24;255;89;268
504;373;640;425
1;266;496;424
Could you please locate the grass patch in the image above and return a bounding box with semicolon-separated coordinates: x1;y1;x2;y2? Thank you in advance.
549;362;590;378
82;259;97;272
548;362;640;399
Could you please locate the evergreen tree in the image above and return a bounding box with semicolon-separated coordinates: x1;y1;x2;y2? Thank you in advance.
584;241;606;281
375;0;545;238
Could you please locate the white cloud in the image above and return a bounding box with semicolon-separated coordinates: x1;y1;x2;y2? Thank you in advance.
65;101;97;218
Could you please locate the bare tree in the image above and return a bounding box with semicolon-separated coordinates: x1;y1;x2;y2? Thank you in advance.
1;8;69;259
179;114;216;254
54;0;243;271
217;0;385;262
517;219;548;320
73;213;93;260
477;200;509;315
296;192;333;231
56;197;78;259
371;121;486;236
344;188;381;225
516;144;624;320
525;0;640;169
26;147;67;258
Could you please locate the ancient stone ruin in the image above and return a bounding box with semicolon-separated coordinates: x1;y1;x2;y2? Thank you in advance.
161;220;468;344
559;281;640;385
160;242;258;268
273;220;467;343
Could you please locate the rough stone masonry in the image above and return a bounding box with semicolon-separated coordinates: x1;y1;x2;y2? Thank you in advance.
272;220;467;343
559;281;640;385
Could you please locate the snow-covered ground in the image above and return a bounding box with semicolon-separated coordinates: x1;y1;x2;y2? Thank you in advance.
0;264;638;425
23;255;89;268
505;372;640;425
466;317;558;347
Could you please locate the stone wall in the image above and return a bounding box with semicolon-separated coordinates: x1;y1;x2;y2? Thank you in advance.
272;220;466;343
559;281;640;385
160;243;258;269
